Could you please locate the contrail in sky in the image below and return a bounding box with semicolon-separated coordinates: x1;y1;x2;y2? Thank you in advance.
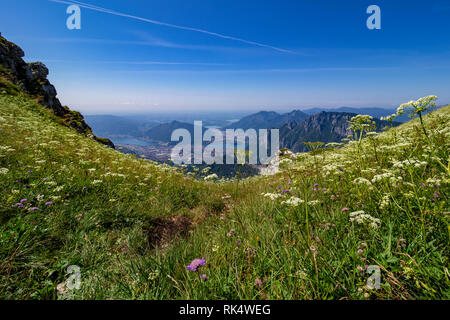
49;0;293;53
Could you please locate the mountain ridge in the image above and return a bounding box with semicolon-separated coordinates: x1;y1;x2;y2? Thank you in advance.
280;111;400;152
0;34;114;148
224;109;309;130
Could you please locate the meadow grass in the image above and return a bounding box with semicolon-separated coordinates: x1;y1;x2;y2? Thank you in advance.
0;91;448;299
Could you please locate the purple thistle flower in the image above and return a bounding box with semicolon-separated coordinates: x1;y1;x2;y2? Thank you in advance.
14;203;24;208
341;207;349;212
186;258;206;272
276;185;282;189
42;178;48;181
200;274;208;281
281;189;290;194
314;183;319;187
29;207;39;211
288;180;292;185
254;278;263;288
419;182;426;187
27;171;32;174
20;199;27;203
45;201;53;206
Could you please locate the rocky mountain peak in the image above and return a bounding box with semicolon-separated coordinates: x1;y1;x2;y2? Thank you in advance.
0;34;114;148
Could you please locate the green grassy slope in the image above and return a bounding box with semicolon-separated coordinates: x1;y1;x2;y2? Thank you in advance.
0;92;227;299
0;90;449;299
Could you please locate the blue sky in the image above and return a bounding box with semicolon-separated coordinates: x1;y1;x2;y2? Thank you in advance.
1;0;449;114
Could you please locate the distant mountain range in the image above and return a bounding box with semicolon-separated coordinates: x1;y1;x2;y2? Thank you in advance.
85;115;159;138
224;110;308;130
85;107;403;153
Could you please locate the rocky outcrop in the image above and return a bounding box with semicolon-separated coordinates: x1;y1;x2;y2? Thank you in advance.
0;34;114;148
280;111;396;152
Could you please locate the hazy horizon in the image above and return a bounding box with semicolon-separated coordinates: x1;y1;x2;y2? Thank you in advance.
81;105;398;116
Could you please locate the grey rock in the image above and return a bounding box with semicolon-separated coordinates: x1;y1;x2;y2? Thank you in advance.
0;34;114;149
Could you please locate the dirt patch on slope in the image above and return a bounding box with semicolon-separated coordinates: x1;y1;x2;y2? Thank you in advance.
147;215;193;249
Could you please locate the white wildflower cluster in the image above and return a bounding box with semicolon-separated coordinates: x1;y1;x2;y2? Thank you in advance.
279;158;293;167
403;191;414;199
102;172;127;178
321;164;340;177
426;177;441;187
201;167;211;175
379;194;391;209
353;177;372;186
0;145;12;151
0;167;9;175
349;115;376;133
361;168;377;175
280;149;296;158
349;211;381;230
204;173;218;181
380;113;398;122
392;159;427;169
371;172;403;186
378;142;412;152
281;196;304;207
437;126;450;137
371;172;392;183
262;192;282;200
307;200;321;206
397;95;438;116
